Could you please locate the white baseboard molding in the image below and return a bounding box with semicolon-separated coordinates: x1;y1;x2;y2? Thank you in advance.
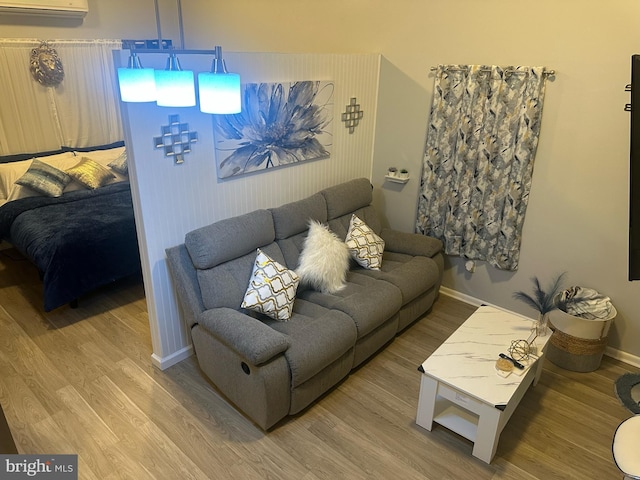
605;347;640;369
440;286;491;309
439;286;640;369
151;344;194;371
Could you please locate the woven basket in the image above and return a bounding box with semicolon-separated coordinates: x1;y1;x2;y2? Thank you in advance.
546;307;616;372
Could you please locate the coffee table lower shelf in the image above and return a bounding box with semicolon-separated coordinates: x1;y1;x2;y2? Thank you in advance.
432;401;480;443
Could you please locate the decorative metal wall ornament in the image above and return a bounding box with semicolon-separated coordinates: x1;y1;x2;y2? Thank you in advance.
30;42;65;87
341;97;364;133
153;114;198;164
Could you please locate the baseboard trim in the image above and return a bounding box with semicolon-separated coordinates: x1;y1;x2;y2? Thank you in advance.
151;345;194;371
605;347;640;369
440;286;490;309
439;286;640;368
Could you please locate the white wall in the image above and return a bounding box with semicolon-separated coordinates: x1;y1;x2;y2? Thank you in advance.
117;51;380;368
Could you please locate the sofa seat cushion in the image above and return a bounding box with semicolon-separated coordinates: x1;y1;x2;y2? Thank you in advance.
263;299;356;387
356;253;440;305
296;272;402;339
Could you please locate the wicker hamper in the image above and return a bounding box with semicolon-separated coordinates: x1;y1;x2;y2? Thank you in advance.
546;306;616;372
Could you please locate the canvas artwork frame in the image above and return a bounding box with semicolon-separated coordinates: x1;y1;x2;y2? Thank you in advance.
213;80;334;179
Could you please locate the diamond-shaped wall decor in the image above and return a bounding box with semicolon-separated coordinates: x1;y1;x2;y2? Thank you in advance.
341;97;364;134
153;114;198;164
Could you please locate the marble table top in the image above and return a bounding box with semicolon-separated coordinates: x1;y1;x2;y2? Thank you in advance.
421;305;551;407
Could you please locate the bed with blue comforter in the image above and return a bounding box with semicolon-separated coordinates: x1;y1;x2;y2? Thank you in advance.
0;145;141;312
0;182;141;311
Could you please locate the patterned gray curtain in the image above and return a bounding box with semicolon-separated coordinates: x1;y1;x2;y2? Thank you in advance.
416;65;548;271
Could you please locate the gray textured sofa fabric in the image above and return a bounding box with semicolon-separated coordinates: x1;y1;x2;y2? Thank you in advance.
166;178;444;429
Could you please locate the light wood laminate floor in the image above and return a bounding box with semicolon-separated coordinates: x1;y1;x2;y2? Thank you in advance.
0;248;637;479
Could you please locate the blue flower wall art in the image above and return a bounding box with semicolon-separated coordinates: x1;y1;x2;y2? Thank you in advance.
213;80;334;178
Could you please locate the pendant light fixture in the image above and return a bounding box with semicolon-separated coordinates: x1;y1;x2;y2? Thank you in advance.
117;52;157;102
116;0;241;114
198;46;241;114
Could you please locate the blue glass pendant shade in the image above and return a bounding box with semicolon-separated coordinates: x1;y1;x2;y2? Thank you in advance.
117;52;156;102
198;46;241;114
198;71;241;114
155;53;196;107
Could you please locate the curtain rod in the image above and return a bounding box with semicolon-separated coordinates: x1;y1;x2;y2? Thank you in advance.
430;66;556;76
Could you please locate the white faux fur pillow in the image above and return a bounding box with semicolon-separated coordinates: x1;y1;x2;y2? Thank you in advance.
296;220;350;294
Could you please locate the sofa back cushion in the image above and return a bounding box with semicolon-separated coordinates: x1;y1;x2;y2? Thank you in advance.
327;205;382;240
184;209;282;311
271;192;327;240
198;242;287;311
185;209;275;269
321;178;373;221
320;177;382;240
276;231;307;270
270;192;328;269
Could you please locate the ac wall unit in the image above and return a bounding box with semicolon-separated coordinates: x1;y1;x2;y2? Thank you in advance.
0;0;88;17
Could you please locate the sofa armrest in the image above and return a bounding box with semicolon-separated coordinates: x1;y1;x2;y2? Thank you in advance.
197;308;290;365
380;227;443;258
166;244;206;329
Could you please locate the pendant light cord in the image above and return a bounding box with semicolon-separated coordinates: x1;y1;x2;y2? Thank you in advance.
177;0;185;49
154;0;163;49
153;0;186;50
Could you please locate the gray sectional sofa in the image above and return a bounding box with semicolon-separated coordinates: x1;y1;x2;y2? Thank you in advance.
165;178;443;429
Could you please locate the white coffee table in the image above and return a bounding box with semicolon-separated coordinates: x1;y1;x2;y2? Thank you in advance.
416;305;551;464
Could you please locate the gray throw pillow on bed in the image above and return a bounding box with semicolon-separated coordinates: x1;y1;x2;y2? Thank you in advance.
15;159;72;197
108;150;128;175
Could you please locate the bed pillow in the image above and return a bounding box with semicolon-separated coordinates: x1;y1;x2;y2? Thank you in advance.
15;159;72;198
296;220;350;294
66;157;115;189
67;147;128;184
0;152;74;200
4;149;128;202
241;249;299;321
345;214;385;270
108;150;128;175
